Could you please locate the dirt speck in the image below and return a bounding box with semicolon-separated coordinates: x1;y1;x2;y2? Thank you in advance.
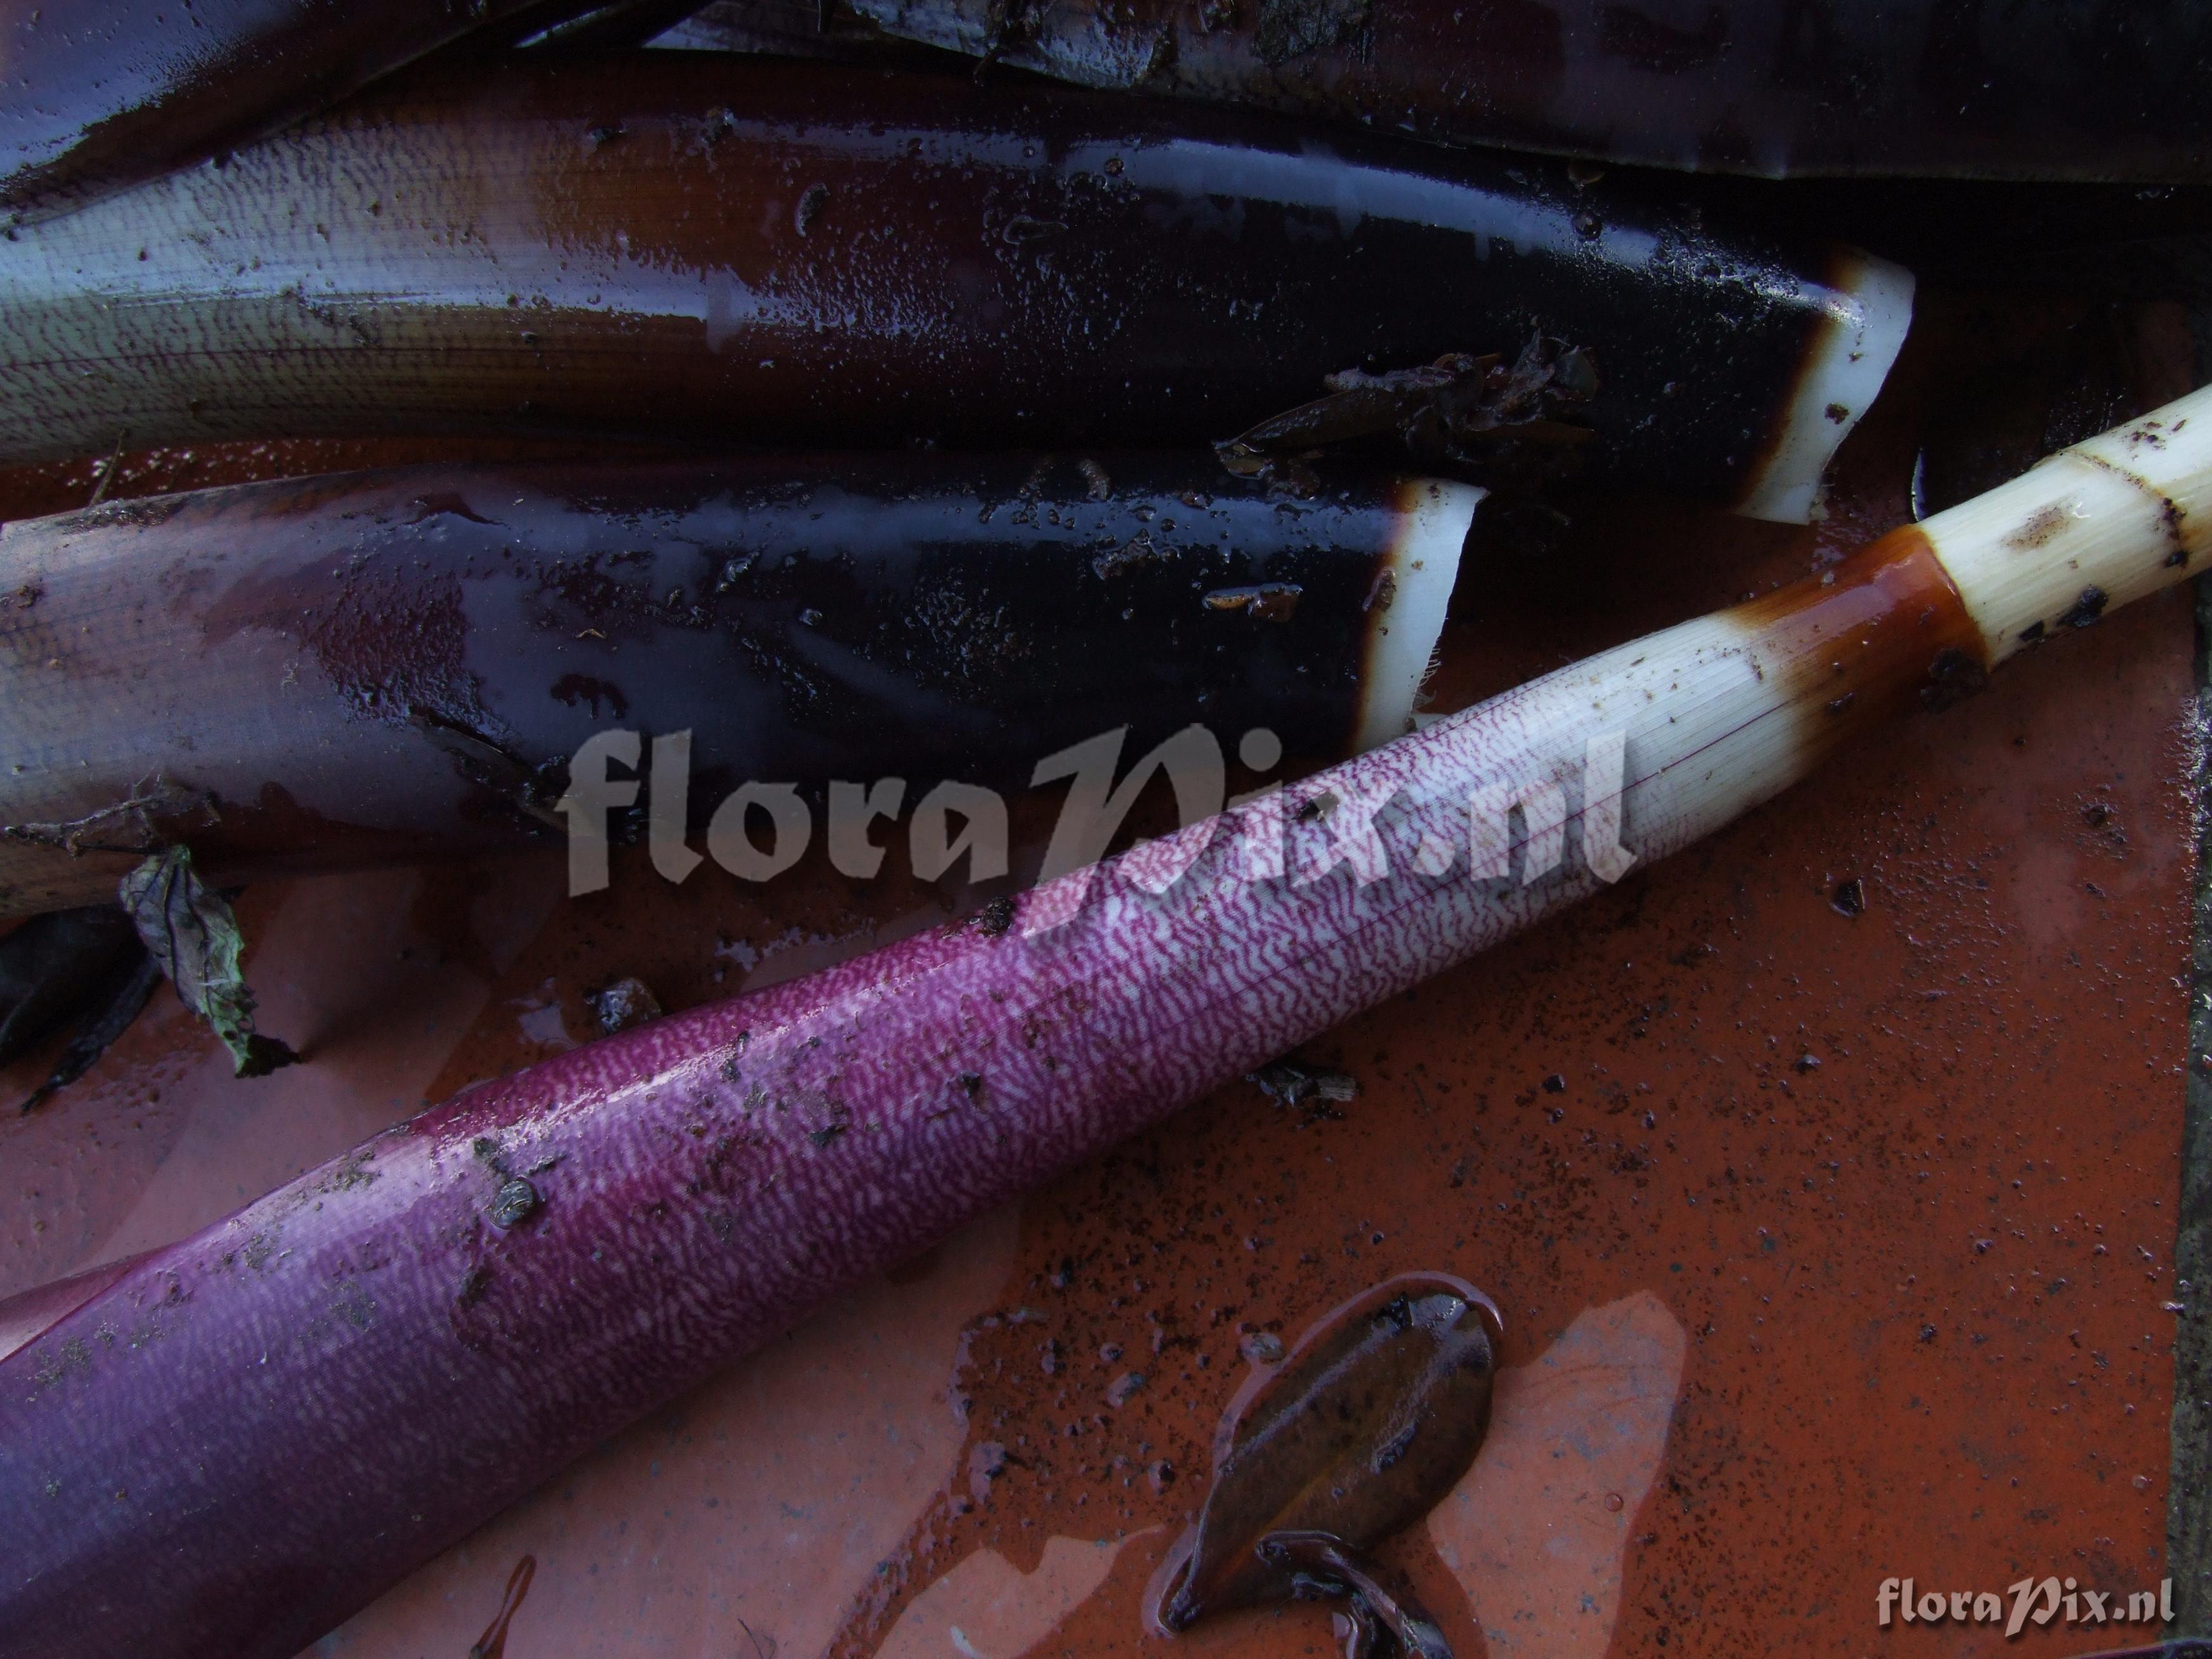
2057;586;2109;629
588;976;663;1034
488;1178;540;1230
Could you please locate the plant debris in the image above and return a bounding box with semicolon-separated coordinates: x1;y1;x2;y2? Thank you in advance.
1202;582;1303;621
3;776;215;856
118;846;297;1079
1259;1533;1453;1658
1247;1058;1359;1110
587;975;664;1034
1155;1276;1497;1655
410;714;567;831
1092;529;1168;580
1216;334;1598;489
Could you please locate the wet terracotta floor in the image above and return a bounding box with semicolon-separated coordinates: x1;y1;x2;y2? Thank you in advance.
0;292;2201;1658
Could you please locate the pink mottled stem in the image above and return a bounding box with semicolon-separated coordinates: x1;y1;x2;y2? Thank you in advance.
9;380;2212;1659
0;587;1826;1657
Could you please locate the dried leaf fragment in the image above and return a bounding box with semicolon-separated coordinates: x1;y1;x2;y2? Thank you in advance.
119;846;297;1079
1156;1274;1500;1634
1202;582;1303;621
1217;334;1598;488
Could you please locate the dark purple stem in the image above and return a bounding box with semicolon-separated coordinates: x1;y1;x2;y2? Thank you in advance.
0;507;1915;1655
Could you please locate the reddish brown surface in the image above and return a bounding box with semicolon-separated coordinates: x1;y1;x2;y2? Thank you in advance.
0;292;2196;1658
1735;523;1986;760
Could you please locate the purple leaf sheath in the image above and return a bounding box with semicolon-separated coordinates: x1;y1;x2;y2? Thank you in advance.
0;519;1982;1658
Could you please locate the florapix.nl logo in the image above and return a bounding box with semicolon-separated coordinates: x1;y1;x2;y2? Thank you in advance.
552;721;1641;928
1877;1575;2176;1639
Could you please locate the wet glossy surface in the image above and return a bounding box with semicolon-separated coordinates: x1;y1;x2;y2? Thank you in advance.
1736;523;1986;755
1156;1274;1495;1634
0;0;596;222
0;455;1418;914
0;298;2195;1659
0;54;1859;503
766;0;2212;181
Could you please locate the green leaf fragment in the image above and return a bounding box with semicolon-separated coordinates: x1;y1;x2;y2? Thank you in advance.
118;847;297;1079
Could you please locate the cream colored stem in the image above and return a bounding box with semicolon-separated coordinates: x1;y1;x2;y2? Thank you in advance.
1925;382;2212;667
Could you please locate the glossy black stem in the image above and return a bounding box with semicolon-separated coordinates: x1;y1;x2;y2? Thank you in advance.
677;0;2212;183
0;53;1880;509
0;0;661;223
0;455;1439;915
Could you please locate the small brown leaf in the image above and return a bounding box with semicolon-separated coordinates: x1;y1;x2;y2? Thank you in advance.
1157;1273;1499;1630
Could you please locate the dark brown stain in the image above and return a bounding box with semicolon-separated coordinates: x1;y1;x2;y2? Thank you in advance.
2003;499;2076;550
1734;524;1987;765
1732;244;1881;522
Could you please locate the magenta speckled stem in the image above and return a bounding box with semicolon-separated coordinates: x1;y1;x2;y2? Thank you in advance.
9;360;2207;1659
0;586;1811;1658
